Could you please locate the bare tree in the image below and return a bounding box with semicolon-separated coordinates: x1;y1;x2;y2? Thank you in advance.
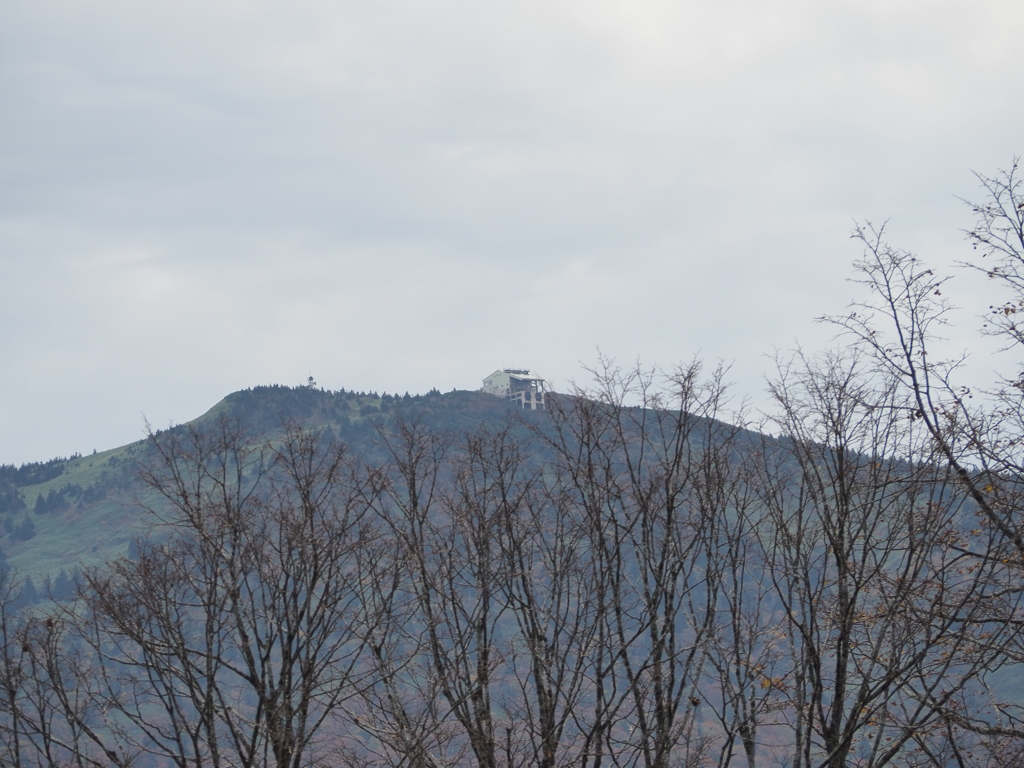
701;452;787;768
541;359;740;768
345;411;488;768
68;418;381;768
818;162;1024;755
0;569;29;767
757;349;1011;768
371;413;512;768
493;430;602;768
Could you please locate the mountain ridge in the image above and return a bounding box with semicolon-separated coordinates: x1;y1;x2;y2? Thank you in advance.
0;384;552;576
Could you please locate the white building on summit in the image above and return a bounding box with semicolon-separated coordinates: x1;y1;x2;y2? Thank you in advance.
482;369;546;410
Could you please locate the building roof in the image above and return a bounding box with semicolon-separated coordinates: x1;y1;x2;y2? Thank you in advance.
493;368;542;381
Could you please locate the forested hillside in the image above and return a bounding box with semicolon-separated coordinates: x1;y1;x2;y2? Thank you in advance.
0;386;534;577
0;356;1022;768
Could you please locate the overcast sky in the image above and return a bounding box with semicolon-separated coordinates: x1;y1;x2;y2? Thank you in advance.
2;0;1023;464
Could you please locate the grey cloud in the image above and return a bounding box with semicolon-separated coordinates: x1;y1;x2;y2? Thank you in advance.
2;0;1023;462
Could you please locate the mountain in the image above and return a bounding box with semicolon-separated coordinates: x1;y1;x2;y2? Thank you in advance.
0;384;544;577
3;376;1022;768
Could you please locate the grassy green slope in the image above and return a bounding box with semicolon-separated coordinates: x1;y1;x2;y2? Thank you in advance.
7;443;148;574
